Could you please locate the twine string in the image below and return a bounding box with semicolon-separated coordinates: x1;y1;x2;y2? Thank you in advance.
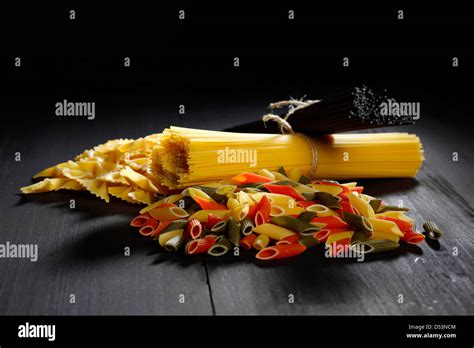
261;97;320;178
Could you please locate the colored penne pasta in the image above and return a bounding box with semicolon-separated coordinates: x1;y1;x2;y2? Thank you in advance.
240;217;255;235
125;166;433;263
253;234;270;250
256;244;306;260
240;234;257;250
148;206;189;220
270;216;320;235
186;237;216;255
252;223;296;241
208;237;232;256
228;217;241;247
423;221;443;240
185;218;202;239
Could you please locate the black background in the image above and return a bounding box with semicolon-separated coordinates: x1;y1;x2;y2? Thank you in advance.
2;2;473;126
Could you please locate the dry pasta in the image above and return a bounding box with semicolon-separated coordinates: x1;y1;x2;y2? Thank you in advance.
129;167;432;261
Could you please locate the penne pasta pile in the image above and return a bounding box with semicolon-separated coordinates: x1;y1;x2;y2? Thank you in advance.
130;167;428;260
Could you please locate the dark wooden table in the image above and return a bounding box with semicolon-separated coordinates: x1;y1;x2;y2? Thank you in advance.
0;101;473;315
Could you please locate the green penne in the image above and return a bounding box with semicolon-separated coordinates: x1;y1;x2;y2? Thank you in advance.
211;220;229;234
351;239;399;254
277;166;287;176
342;212;373;237
162;219;188;233
377;205;410;213
215;185;237;195
302;192;316;201
186;202;202;215
228;217;241;247
242;187;263;194
240;217;254;236
298;234;319;249
297;211;317;224
164;234;185;252
270;216;320;234
350;230;369;244
240;182;267;189
208;237;232;256
193;185;218;196
190;185;228;202
313;192;342;210
299;175;312;185
423;221;443;240
368;199;382;213
270;180;299;187
200;229;213;237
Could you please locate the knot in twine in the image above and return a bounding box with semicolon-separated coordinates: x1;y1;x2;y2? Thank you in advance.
261;97;320;177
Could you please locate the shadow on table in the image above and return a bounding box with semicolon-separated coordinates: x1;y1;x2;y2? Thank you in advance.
18;179;424;274
355;178;419;197
15;191;138;219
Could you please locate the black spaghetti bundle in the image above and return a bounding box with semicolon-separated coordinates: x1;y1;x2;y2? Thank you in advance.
226;86;416;136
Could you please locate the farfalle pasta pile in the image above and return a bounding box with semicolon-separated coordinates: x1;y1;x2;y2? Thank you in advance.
20;134;166;204
129;167;438;260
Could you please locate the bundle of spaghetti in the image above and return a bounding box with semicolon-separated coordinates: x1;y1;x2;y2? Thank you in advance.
151;127;424;189
226;86;416;135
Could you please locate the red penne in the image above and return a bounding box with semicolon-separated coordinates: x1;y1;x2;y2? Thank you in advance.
155;203;176;208
240;234;257;250
337;193;356;214
207;214;223;229
327;228;353;235
314;229;330;243
263;184;306;201
130;214;150;227
276;240;293;245
232;172;273;184
192;196;227;210
376;216;414;231
256;244;307;260
334;238;351;245
311;216;349;229
350;186;364;194
139;218;159;236
185;218;202;239
150;220;173;237
296;200;318;209
281;234;300;244
254;195;271;225
186;237;216;255
400;229;425;244
247;203;258;220
204;235;218;244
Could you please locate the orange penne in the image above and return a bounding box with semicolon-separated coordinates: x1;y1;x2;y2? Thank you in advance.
139;218;158;236
240;234;257;250
130;214;150;227
256;244;306;260
185;218;202;239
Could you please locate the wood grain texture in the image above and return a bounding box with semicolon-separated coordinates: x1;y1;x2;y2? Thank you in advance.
204;121;474;315
0;111;213;315
0;105;472;315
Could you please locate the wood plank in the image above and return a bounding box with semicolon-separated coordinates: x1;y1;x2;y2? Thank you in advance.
0;117;213;315
205;122;474;315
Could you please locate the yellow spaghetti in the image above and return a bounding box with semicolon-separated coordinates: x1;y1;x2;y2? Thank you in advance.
151;127;424;189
